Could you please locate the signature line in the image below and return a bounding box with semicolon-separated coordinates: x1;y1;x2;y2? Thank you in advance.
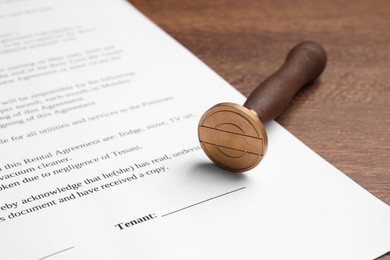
36;246;75;260
161;186;246;217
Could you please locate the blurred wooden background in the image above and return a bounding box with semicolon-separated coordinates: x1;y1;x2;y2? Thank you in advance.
128;0;389;257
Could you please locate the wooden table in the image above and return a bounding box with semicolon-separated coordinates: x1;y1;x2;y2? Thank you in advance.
129;0;389;258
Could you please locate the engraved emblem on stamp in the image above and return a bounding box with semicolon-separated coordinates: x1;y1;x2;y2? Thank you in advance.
198;103;267;172
198;41;327;172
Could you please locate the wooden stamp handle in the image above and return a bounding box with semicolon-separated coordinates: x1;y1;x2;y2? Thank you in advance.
243;41;327;123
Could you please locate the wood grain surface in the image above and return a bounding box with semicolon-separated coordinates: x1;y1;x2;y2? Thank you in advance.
128;0;389;257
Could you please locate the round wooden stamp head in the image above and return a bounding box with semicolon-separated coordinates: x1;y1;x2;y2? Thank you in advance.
198;102;268;172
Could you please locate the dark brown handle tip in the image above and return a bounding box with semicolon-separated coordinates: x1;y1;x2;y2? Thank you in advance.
287;41;327;82
244;41;327;123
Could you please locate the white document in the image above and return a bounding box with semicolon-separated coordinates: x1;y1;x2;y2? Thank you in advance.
0;0;389;259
